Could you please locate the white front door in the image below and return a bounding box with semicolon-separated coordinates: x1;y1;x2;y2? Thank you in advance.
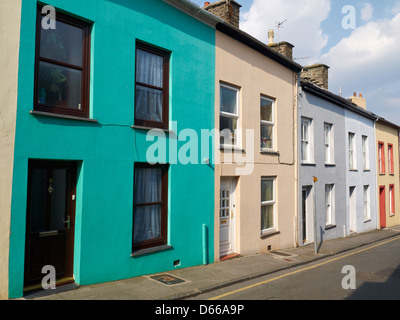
219;178;236;257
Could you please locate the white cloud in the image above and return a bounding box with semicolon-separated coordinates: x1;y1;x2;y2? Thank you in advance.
240;0;331;62
320;11;400;123
361;3;374;22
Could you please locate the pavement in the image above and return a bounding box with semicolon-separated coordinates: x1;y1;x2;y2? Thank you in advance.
25;225;400;300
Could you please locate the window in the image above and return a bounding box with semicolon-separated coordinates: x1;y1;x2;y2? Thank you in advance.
34;6;91;117
348;133;356;170
135;42;170;129
220;84;239;146
390;185;395;215
301;118;312;163
261;178;275;232
362;136;369;170
378;142;385;174
388;144;394;174
325;184;334;226
260;96;275;150
133;163;168;251
324;123;333;164
363;185;370;221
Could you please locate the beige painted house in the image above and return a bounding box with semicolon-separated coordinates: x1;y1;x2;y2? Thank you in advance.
376;118;400;229
204;1;302;261
0;0;22;299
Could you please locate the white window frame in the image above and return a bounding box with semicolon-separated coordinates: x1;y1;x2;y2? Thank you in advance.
389;185;395;215
388;144;394;174
348;132;356;170
324;123;334;164
301;118;313;164
325;184;334;226
261;177;276;233
219;83;240;147
362;136;369;170
260;96;275;151
363;185;371;221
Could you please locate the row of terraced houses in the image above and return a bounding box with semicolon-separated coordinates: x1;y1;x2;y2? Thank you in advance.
1;0;399;299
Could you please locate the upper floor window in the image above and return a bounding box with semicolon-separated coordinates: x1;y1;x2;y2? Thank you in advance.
260;96;275;151
348;133;356;170
301;118;313;163
362;136;369;170
35;6;91;117
388;144;394;174
324;123;334;164
220;83;239;147
378;142;385;174
135;42;170;129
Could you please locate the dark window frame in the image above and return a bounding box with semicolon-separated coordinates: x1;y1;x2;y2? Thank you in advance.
134;42;170;130
132;163;169;252
34;5;91;118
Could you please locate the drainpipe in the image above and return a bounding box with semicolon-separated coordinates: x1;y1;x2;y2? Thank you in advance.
202;224;208;265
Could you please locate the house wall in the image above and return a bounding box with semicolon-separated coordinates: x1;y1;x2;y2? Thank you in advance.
298;89;347;245
0;0;22;300
376;121;400;227
344;109;378;234
214;31;298;260
9;0;215;298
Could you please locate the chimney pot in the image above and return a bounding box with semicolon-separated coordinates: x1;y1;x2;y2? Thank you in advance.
204;2;210;6
353;92;357;97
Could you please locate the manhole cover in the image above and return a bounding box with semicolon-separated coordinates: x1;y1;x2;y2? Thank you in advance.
150;274;186;286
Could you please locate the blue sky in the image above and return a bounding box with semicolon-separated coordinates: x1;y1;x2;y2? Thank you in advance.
190;0;400;124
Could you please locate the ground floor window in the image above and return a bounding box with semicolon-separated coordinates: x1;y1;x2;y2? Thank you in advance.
133;163;168;251
261;177;275;233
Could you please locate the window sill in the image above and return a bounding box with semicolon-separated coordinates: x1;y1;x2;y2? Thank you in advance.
301;162;316;166
260;229;280;239
389;214;395;217
131;245;173;257
349;169;358;172
324;224;336;231
131;125;176;134
364;219;372;223
363;169;371;172
220;146;245;153
325;163;336;167
261;150;279;156
30;110;98;123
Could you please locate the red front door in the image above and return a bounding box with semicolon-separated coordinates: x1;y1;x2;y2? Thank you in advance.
379;186;386;229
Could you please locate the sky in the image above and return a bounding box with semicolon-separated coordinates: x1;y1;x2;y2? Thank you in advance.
190;0;400;125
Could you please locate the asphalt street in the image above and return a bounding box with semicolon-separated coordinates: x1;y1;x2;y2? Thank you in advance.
189;236;400;300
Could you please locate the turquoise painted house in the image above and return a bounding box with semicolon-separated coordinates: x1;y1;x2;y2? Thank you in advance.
5;0;216;298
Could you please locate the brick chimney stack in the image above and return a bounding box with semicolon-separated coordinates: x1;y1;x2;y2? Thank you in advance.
267;29;295;60
203;0;242;29
300;64;330;90
347;92;367;109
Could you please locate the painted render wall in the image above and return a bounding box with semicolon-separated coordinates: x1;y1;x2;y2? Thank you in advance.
298;89;347;245
214;31;298;260
9;0;215;298
376;121;400;228
344;109;378;234
0;0;22;300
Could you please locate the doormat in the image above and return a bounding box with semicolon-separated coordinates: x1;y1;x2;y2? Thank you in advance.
150;274;186;286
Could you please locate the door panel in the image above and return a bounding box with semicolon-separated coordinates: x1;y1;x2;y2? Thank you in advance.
220;178;236;257
24;161;76;288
